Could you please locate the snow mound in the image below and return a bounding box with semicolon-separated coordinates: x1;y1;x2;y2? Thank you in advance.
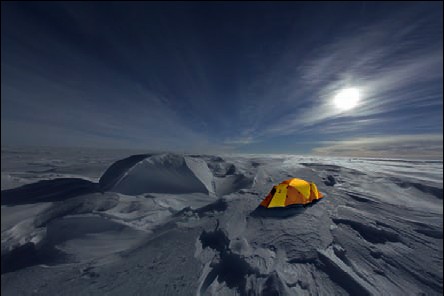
101;153;213;195
100;153;253;197
99;154;151;191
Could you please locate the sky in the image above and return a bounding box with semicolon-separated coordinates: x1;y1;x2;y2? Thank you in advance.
1;1;443;159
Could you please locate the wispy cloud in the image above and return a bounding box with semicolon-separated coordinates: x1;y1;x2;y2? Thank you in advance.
1;66;217;152
244;6;442;140
2;2;442;157
312;134;443;159
223;136;256;146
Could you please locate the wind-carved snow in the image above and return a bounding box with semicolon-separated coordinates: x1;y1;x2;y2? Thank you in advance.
99;153;252;197
1;148;442;295
108;154;211;195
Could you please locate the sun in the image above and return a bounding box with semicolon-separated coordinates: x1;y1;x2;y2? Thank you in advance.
334;88;360;111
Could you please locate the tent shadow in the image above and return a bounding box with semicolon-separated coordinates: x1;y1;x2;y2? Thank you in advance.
249;199;323;219
249;205;306;219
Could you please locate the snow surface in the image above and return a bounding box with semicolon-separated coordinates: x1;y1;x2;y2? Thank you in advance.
1;147;442;295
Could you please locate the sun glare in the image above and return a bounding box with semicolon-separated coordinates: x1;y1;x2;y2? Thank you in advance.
334;88;360;111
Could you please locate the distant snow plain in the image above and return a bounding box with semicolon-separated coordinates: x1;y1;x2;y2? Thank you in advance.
1;147;442;295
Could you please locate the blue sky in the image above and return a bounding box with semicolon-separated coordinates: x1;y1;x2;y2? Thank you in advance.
1;2;442;158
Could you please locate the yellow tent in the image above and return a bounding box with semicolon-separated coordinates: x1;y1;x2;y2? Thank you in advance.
260;178;324;208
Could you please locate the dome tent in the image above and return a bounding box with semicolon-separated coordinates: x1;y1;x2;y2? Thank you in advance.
260;178;324;208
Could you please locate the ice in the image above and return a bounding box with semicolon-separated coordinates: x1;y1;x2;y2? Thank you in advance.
1;147;442;295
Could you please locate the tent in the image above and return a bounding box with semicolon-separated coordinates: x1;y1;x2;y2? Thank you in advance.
260;178;324;208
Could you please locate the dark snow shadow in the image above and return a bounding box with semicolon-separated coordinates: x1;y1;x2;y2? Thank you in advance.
99;154;151;191
1;178;99;206
1;242;71;274
193;199;228;217
390;178;443;200
2;215;143;274
174;199;228;218
199;225;258;296
323;175;337;186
